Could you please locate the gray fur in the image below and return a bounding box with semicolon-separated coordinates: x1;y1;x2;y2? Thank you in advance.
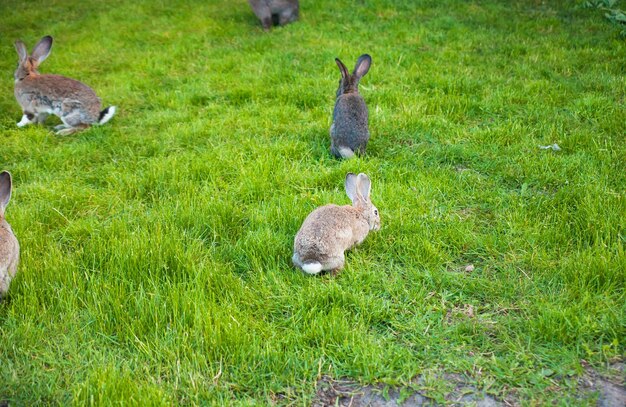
292;173;380;275
0;172;11;216
248;0;299;30
0;171;20;299
330;54;372;159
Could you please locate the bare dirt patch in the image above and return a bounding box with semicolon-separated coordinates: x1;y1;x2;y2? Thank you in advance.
312;361;626;406
313;374;502;407
578;359;626;407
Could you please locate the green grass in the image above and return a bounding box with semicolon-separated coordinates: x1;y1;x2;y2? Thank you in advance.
0;0;624;405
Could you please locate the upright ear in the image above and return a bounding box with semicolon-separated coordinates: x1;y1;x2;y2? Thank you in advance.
31;35;53;65
356;173;371;201
344;172;358;203
353;54;371;79
335;58;349;79
0;171;12;215
15;40;28;62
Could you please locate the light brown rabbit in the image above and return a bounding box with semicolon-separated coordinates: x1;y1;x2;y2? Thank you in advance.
292;173;380;275
14;35;116;136
0;171;20;299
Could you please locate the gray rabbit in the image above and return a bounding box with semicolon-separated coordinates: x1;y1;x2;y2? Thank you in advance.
0;171;20;299
293;173;380;275
248;0;299;30
330;54;372;159
14;35;116;135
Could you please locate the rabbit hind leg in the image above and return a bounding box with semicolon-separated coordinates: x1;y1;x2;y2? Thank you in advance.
35;112;49;124
58;106;91;135
278;7;297;25
56;123;89;136
325;254;345;276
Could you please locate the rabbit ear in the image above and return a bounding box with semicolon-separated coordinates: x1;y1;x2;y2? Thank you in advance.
345;173;359;203
335;58;349;79
0;171;12;216
31;36;52;64
15;40;28;62
353;54;371;79
356;173;371;201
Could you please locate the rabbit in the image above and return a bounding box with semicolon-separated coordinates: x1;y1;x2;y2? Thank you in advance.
14;35;116;136
0;171;20;300
248;0;299;30
292;173;380;275
330;54;372;159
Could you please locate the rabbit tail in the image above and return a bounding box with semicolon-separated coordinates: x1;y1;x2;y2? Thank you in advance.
98;106;116;125
333;145;355;159
301;262;323;275
338;146;355;159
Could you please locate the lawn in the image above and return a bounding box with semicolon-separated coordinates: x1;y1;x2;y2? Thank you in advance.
0;0;624;405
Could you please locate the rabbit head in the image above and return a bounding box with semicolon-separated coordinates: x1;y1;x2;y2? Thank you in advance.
345;172;380;231
335;54;371;98
14;36;53;82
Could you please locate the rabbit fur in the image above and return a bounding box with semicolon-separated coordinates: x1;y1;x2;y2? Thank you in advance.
248;0;299;30
330;54;372;159
0;171;20;299
293;173;380;275
14;35;116;136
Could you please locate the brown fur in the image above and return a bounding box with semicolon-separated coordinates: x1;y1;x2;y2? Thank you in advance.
0;172;20;299
0;220;20;299
293;204;370;271
15;74;102;123
293;173;380;274
14;36;114;134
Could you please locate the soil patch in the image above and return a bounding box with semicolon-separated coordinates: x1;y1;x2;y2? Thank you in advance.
313;374;501;406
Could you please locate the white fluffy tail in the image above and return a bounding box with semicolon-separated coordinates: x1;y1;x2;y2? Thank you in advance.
301;262;323;275
338;146;355;159
98;106;116;125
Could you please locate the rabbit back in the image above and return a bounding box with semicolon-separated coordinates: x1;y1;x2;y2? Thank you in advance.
331;94;369;157
267;0;298;15
15;74;102;122
293;204;369;267
0;171;19;299
249;0;299;29
0;220;20;298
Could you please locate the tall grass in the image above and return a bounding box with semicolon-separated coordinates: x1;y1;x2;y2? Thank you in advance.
0;0;624;404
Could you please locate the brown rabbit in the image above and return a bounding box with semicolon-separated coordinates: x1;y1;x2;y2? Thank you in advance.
248;0;299;30
293;173;380;275
0;171;20;299
14;35;116;136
